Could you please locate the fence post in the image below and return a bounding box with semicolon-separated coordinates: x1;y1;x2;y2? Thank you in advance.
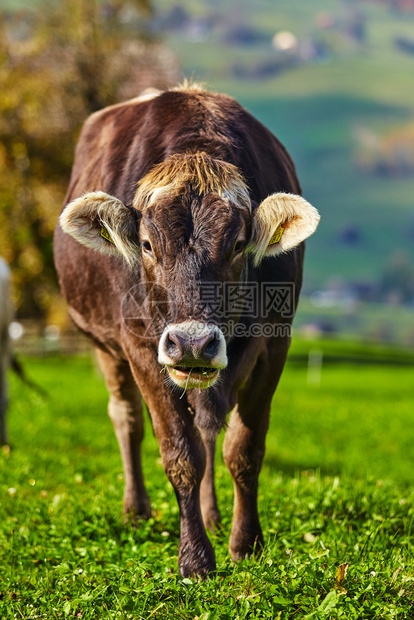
307;349;323;387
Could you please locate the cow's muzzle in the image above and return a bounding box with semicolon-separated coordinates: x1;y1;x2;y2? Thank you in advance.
158;320;227;390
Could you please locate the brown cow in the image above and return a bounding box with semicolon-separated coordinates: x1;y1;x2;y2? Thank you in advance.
54;83;319;577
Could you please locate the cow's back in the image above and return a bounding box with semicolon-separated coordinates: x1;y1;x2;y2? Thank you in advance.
62;88;301;207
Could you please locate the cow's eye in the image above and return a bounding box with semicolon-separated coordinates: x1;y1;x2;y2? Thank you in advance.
233;240;245;257
142;240;153;256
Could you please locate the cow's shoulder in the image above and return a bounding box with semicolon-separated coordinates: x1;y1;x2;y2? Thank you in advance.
64;91;164;202
86;88;162;125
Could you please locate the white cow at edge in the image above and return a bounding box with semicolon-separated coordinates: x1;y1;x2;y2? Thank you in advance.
0;257;12;445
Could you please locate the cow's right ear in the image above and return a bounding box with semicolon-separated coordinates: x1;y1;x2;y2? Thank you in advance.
59;191;141;266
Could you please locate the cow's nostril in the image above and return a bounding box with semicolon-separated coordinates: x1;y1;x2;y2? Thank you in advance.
165;332;183;360
203;335;220;359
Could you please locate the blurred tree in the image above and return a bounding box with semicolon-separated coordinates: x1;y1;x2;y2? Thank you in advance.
356;122;414;177
0;0;178;323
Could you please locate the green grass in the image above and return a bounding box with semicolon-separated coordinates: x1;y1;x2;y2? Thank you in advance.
1;348;414;618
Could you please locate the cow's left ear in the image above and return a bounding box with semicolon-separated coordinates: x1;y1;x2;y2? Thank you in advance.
59;191;140;266
247;192;320;266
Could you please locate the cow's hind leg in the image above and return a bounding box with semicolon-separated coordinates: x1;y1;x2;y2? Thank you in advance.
223;341;289;560
96;348;151;520
199;433;221;531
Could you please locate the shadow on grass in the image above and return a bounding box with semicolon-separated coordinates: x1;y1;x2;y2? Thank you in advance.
263;454;343;479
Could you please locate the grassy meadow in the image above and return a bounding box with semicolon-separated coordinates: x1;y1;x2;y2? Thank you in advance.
1;343;414;618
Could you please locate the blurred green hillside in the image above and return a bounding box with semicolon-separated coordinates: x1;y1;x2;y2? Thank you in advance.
157;0;414;298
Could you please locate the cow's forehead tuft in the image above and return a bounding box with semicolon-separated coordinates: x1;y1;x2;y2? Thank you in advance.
133;152;251;212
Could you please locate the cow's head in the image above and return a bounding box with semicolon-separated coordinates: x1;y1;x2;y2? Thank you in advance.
60;153;319;390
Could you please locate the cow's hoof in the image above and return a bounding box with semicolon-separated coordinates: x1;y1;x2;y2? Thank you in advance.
201;504;222;533
123;492;152;523
179;537;216;579
229;529;264;561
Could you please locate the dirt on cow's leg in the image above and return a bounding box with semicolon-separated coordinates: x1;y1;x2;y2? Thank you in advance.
96;348;151;521
199;432;221;532
223;340;289;560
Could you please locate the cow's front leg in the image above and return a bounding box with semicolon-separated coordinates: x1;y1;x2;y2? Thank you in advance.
96;349;151;520
164;441;215;578
223;344;288;560
128;350;215;578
